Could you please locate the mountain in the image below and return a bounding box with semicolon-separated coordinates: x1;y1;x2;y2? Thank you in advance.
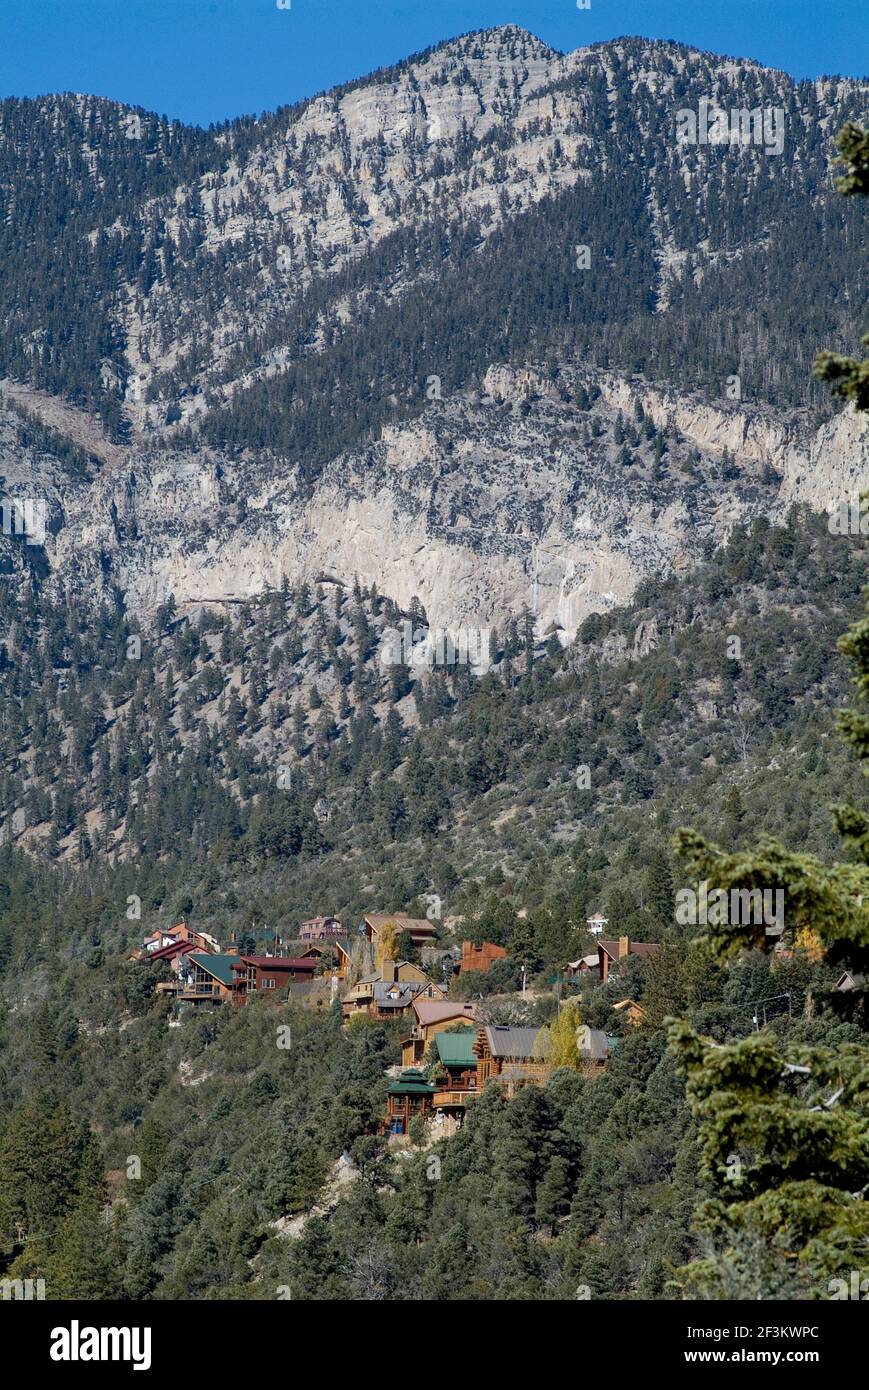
0;506;865;1303
1;25;868;1308
0;27;867;640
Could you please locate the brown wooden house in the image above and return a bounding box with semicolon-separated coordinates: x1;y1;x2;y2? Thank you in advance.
612;998;648;1027
459;940;508;974
598;937;659;984
230;955;317;1005
362;913;439;949
565;953;601;980
298;938;351;982
401;999;478;1067
430;1029;479;1114
473;1024;551;1097
178;954;237;1008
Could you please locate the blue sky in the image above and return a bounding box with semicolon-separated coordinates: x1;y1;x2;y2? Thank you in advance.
0;0;865;126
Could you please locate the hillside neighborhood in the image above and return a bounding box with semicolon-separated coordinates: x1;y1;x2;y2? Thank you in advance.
132;910;659;1135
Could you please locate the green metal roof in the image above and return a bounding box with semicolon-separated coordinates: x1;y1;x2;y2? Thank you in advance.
435;1030;477;1067
387;1068;436;1096
189;953;236;986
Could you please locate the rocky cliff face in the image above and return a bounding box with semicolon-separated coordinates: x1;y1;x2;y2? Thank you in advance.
1;27;866;637
4;360;866;641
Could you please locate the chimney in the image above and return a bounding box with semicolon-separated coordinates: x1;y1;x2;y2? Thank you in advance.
619;936;630;959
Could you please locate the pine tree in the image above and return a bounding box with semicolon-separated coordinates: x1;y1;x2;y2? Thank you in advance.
645;848;675;930
669;127;869;1295
813;124;869;410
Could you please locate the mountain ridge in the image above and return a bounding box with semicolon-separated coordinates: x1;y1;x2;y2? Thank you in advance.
1;29;866;637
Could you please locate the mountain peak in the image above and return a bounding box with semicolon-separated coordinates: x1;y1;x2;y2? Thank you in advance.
431;24;559;62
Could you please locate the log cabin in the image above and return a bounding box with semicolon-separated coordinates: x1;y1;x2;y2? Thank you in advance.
473;1024;551;1097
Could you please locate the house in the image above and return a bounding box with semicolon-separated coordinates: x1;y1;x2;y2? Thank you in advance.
586;912;608;936
298;938;350;978
362;913;439;949
383;1069;436;1136
140;929;179;956
473;1024;550;1098
460;940;508;974
370;981;429;1019
298;944;328;962
400;999;478;1066
145;937;198;968
340;973;380;1020
230;955;318;1005
612;998;647;1026
598;936;659;984
140;936;201;996
341;963;445;1022
565;953;601;980
387;959;444;989
298;915;343;941
431;1029;479;1114
835;971;865;993
335;938;353;975
134;921;218;960
178;954;238;1007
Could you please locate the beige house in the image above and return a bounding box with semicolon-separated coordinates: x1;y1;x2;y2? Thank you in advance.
401;999;478;1067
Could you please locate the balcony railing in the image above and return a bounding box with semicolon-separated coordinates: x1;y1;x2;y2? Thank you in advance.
433;1089;476;1107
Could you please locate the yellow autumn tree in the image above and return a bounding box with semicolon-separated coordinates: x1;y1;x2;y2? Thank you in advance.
375;921;401;974
794;924;823;963
548;1001;582;1071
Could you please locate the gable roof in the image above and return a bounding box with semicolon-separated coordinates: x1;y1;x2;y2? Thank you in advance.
835;971;865;992
364;912;438;939
435;1031;478;1068
483;1025;548;1060
152;940;197;962
613;998;647;1016
413;999;478;1028
372;981;426;1009
234;956;316;971
188;953;237;986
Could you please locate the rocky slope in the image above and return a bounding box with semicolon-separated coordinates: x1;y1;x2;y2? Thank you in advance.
0;26;867;637
2;359;867;640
